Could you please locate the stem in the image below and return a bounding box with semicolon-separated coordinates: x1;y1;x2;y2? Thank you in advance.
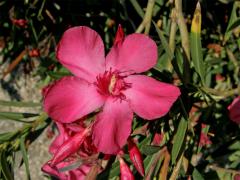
208;164;240;175
201;86;240;98
136;0;155;34
158;148;170;180
175;0;190;61
169;153;183;180
168;8;178;71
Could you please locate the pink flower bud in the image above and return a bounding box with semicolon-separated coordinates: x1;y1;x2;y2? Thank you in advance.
50;128;90;166
114;24;124;46
128;138;145;176
119;157;135;180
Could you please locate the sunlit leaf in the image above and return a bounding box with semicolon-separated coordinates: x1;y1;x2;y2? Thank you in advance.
190;2;205;85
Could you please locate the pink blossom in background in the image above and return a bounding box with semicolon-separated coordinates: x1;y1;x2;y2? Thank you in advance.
11;18;28;28
199;132;212;147
42;121;99;180
43;25;181;154
228;96;240;124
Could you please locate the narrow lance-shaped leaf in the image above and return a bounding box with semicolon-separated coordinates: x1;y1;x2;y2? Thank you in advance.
20;137;31;180
171;117;188;164
190;2;205;85
0;150;14;180
224;2;240;42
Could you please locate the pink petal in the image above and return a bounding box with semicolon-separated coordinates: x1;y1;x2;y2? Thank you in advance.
51;128;90;166
228;96;240;124
68;164;91;180
124;75;181;120
57;26;105;83
43;76;105;123
42;163;67;180
106;33;157;73
92;98;133;154
49;122;69;154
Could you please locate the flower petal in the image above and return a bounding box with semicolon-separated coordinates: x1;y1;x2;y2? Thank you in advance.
42;163;67;180
106;33;157;73
43;76;105;123
57;26;105;83
228;96;240;124
124;75;181;120
49;122;69;154
92;98;133;154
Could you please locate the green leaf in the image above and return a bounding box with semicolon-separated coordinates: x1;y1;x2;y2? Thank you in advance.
0;150;14;180
224;2;240;42
0;132;19;143
141;145;161;155
192;168;204;180
0;112;38;122
20;137;31;180
171;117;188;164
153;21;174;60
190;3;205;85
129;0;144;18
47;71;71;79
0;100;41;107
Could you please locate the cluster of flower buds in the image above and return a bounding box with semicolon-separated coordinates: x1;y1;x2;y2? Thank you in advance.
42;121;99;179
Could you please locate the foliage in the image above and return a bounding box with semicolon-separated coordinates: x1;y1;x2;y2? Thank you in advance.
0;0;240;179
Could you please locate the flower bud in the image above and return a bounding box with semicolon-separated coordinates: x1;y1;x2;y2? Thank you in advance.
50;128;90;166
128;138;145;176
119;157;135;180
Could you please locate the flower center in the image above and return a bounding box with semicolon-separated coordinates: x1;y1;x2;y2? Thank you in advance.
95;70;130;98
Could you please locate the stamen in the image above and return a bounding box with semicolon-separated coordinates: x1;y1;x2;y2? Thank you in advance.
94;70;131;99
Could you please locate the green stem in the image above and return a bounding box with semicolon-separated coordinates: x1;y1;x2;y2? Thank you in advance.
175;0;190;61
136;0;155;34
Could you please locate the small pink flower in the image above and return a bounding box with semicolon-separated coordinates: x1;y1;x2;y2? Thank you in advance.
43;25;181;154
228;96;240;124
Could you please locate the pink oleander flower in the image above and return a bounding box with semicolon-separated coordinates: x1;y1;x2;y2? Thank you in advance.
228;96;240;124
42;121;99;180
43;25;181;154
